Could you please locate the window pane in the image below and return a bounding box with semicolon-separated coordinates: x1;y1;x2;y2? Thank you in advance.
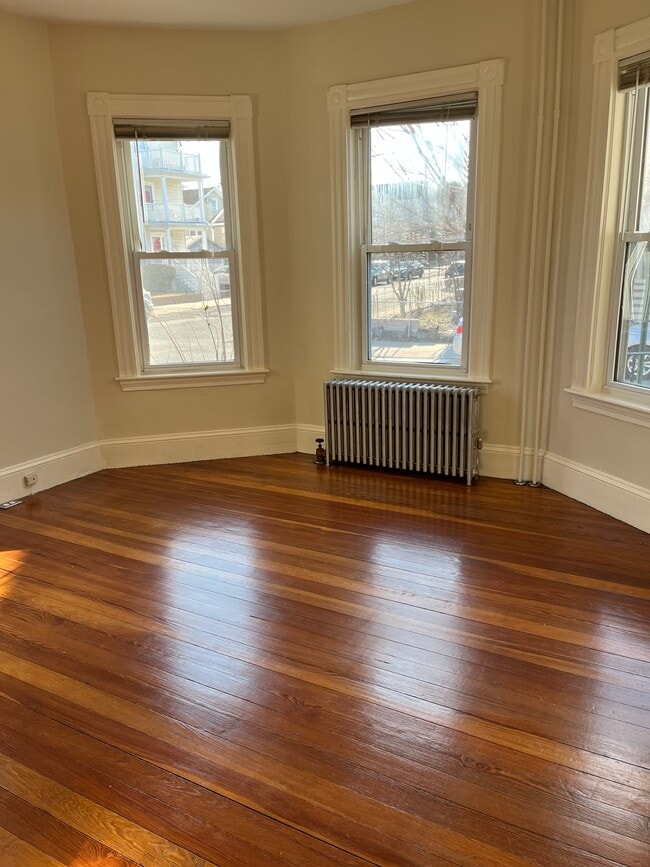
370;120;471;246
130;139;227;253
368;251;465;365
139;258;235;367
638;97;650;231
615;241;650;388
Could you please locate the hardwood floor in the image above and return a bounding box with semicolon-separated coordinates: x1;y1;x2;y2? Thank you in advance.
0;454;648;866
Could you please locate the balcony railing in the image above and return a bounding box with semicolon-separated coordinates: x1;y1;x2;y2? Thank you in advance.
139;147;201;174
145;202;204;224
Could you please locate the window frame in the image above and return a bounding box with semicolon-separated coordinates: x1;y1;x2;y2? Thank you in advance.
87;92;267;391
569;16;650;426
356;113;477;370
327;61;504;384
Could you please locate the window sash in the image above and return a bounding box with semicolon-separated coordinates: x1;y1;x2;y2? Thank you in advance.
358;117;475;370
116;138;242;372
131;250;241;373
610;85;650;391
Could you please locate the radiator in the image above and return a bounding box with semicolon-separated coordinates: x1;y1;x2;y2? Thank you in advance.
324;379;480;485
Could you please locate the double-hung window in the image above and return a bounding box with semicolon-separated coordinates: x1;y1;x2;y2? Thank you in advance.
571;16;650;423
328;61;504;383
612;54;650;391
354;95;476;368
87;93;266;390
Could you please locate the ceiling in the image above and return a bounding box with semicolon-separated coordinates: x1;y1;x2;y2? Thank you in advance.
0;0;412;29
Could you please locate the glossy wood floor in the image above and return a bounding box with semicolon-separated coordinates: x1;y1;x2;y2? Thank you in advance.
0;454;648;866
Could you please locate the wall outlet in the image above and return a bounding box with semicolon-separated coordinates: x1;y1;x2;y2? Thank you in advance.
23;473;38;487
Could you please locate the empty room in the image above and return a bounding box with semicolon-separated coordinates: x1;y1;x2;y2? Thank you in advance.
0;0;648;864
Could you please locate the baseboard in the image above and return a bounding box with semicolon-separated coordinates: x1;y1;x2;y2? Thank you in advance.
0;443;103;504
3;430;646;535
542;452;650;534
296;426;530;480
101;424;298;468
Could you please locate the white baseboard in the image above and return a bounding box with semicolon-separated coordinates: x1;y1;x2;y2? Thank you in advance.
0;443;103;504
542;452;650;534
101;424;298;469
2;428;647;535
296;426;531;480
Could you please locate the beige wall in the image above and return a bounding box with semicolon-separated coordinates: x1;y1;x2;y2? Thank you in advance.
47;1;540;446
548;0;650;490
0;11;96;469
48;23;294;439
283;0;540;449
4;0;646;509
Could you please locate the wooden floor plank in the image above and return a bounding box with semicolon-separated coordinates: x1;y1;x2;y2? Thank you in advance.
0;454;648;865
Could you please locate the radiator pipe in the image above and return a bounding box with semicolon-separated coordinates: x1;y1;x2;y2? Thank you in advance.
516;0;549;484
531;0;565;486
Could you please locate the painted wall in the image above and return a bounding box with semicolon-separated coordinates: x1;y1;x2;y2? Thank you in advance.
5;0;646;523
0;11;97;471
47;1;540;449
47;23;294;440
548;0;650;492
283;0;540;452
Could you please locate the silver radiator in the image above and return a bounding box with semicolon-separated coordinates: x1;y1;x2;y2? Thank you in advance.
324;379;480;485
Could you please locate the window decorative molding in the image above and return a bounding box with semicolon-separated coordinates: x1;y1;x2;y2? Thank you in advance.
570;15;650;418
87;92;267;390
327;60;504;382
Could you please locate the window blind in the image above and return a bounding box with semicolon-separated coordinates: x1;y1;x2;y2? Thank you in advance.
618;51;650;91
113;119;231;140
350;92;477;128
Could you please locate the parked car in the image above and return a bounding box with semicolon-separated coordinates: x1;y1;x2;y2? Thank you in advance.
391;260;425;280
452;318;463;356
214;263;231;297
370;260;391;286
623;321;650;383
445;260;465;278
142;289;154;314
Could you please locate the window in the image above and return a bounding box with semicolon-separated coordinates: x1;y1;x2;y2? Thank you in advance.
87;93;266;390
356;96;475;367
115;130;236;369
611;61;650;391
328;61;504;383
570;17;650;425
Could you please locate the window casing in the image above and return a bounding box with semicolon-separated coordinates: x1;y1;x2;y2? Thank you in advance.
87;93;266;391
327;62;504;384
570;16;650;425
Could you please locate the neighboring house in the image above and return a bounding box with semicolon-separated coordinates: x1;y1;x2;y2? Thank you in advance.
137;141;226;253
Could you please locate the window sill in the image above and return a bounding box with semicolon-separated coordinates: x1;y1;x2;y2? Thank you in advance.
117;369;269;392
331;368;491;391
566;388;650;428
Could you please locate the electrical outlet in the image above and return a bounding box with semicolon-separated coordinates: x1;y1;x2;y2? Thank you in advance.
23;473;38;487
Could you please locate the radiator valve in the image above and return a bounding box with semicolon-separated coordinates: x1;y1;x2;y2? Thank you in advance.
314;438;326;465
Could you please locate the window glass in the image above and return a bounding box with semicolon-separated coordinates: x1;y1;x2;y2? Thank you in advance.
365;117;473;366
613;90;650;389
122;138;235;368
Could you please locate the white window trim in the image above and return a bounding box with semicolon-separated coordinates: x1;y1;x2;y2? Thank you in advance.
569;16;650;423
87;92;267;391
327;60;504;384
